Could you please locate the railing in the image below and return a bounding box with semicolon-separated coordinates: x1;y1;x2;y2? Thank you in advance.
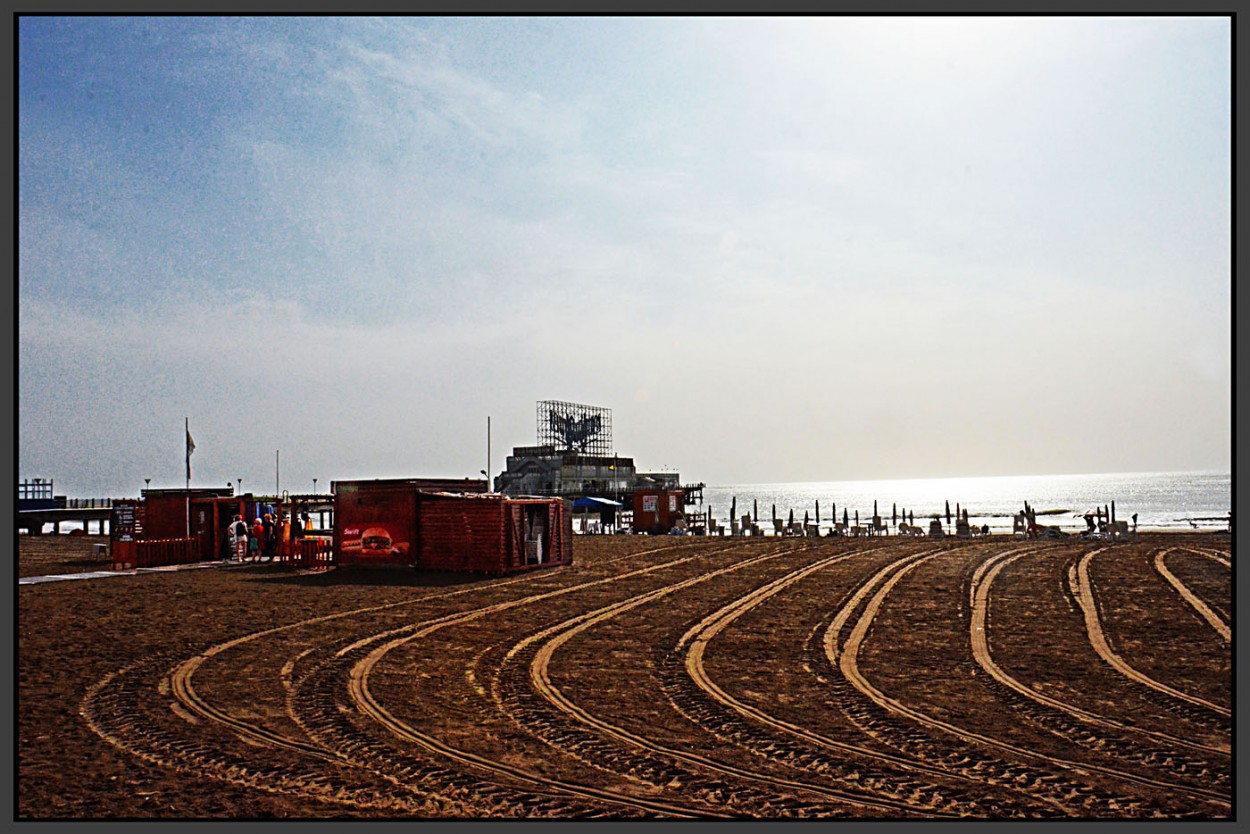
112;537;199;570
63;498;114;509
282;537;334;570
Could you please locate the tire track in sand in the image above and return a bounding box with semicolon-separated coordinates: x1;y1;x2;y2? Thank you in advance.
341;544;749;818
1070;549;1230;718
831;544;1230;813
670;542;1067;817
1152;549;1230;643
85;542;727;818
969;546;1230;760
513;543;955;818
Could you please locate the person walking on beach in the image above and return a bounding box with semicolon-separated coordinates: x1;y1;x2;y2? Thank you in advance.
228;515;249;562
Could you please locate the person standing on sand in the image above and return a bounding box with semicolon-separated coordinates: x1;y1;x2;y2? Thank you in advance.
228;515;249;562
262;513;275;561
250;516;264;562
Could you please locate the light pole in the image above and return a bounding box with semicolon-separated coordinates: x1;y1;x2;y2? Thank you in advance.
237;478;242;497
313;478;317;494
144;478;150;497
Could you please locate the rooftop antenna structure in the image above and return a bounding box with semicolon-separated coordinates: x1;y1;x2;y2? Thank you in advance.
537;400;612;455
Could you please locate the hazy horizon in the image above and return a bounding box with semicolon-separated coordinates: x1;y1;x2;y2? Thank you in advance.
19;17;1231;498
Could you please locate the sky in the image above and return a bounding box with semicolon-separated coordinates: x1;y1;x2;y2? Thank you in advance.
17;16;1232;498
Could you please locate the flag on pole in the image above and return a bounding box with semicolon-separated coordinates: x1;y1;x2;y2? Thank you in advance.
186;427;196;480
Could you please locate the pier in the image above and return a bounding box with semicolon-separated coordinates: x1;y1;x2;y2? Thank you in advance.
18;476;336;537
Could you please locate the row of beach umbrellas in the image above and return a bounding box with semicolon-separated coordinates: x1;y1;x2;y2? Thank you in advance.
714;495;1147;528
710;497;1124;531
716;495;961;529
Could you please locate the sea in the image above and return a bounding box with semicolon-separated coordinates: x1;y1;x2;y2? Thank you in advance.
30;470;1231;537
697;470;1231;535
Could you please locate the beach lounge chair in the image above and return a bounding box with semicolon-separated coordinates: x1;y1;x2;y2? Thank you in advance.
773;519;785;537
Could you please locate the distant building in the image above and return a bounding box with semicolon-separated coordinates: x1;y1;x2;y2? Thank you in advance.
494;401;699;506
18;478;62;511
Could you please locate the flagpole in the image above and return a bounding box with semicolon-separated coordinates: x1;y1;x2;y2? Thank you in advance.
185;417;191;538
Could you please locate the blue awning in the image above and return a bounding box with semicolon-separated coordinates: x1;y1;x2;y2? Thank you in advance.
572;496;623;509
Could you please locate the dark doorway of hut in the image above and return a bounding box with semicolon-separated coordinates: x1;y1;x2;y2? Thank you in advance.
523;505;548;565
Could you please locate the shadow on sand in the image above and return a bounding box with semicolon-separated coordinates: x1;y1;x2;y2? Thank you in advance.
242;564;494;589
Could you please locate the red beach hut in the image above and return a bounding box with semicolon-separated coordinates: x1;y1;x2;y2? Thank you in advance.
332;477;571;574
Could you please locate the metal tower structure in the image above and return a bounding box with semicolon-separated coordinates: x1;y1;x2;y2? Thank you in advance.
537;400;613;455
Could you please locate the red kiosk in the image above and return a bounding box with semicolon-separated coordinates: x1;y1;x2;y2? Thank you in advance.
110;488;240;570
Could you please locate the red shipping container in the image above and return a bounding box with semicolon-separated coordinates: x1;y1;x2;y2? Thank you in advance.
332;478;568;574
333;479;426;568
417;493;572;574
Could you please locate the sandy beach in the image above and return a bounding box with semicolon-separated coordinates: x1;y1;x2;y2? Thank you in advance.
18;532;1231;819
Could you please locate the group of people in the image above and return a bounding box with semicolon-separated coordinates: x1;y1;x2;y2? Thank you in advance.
227;509;309;562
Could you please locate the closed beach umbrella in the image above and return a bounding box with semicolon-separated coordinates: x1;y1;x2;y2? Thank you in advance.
731;496;737;522
816;500;820;525
789;508;795;527
843;508;849;528
892;503;897;524
753;499;758;524
956;503;961;523
909;510;914;526
855;509;859;527
874;500;878;518
945;500;952;525
804;510;810;528
1111;501;1116;524
772;503;776;523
